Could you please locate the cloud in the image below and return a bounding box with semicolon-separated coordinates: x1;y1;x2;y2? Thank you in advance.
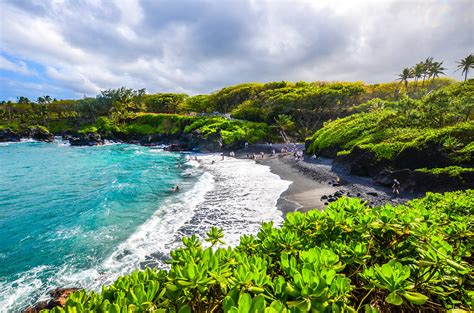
0;55;35;76
0;0;472;100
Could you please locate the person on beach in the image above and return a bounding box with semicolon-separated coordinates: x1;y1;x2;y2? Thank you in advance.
392;179;401;196
221;153;224;161
194;156;198;161
260;152;265;159
244;142;248;149
252;153;256;159
246;153;250;158
230;151;235;157
272;149;276;156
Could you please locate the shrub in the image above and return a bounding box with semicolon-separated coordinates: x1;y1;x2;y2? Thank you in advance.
43;190;473;312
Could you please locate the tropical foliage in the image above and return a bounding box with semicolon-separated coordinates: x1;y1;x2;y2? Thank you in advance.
457;54;474;82
41;190;473;312
307;81;474;169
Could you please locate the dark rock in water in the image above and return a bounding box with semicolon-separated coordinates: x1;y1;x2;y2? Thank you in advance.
321;195;328;200
165;143;186;152
367;192;378;197
324;202;329;205
22;288;80;313
357;193;361;197
0;129;21;142
332;183;341;187
328;197;336;202
29;127;54;142
69;133;104;146
334;191;343;197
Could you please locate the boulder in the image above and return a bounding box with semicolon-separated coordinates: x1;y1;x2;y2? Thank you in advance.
0;129;21;142
22;288;80;313
69;133;104;146
29;127;54;142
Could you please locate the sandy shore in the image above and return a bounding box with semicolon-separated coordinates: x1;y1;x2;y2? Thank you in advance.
233;143;421;215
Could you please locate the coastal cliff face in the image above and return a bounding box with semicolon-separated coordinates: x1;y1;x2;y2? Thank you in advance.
0;126;54;143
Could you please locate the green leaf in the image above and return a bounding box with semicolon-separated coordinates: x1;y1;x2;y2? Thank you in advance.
403;291;428;305
178;304;192;313
238;293;252;312
386;292;403;306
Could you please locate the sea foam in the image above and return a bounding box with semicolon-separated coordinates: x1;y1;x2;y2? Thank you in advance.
0;152;291;312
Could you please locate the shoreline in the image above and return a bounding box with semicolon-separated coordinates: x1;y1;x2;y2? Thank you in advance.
233;143;421;214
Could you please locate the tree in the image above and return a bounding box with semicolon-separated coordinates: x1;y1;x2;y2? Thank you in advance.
456;54;474;81
412;63;425;91
17;96;30;104
428;61;446;81
397;67;413;91
273;114;294;143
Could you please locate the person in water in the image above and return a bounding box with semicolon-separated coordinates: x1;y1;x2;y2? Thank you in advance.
172;185;180;192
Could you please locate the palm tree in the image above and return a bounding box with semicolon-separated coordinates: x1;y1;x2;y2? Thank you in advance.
456;54;474;81
428;61;446;81
412;63;425;91
397;67;413;91
273;114;294;143
421;57;433;87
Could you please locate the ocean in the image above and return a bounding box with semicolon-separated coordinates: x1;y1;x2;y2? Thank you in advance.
0;139;290;312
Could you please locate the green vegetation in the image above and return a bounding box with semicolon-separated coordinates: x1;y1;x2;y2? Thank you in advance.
78;113;270;146
415;166;474;178
1;78;457;143
42;190;473;312
457;54;474;82
307;82;474;167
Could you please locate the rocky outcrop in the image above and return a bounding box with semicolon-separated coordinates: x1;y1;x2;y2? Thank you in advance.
22;288;80;313
29;127;54;142
181;129;224;152
374;168;474;192
334;143;474;192
68;133;104;146
0;127;53;142
0;129;21;142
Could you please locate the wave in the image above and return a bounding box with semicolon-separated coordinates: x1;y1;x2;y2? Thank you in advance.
0;153;291;312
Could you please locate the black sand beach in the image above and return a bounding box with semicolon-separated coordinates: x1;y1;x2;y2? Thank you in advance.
233;143;421;215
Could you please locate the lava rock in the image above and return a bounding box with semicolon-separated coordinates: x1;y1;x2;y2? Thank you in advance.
22;288;80;313
69;133;104;146
0;129;21;142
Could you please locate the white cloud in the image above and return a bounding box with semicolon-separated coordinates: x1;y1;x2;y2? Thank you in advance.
0;55;35;76
0;0;472;99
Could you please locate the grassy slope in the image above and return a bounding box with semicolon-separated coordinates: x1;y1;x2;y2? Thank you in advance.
307;82;474;172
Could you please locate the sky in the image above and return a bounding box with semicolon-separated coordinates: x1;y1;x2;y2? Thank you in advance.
0;0;472;101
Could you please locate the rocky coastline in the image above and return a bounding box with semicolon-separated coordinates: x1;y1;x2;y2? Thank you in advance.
3;127;472;196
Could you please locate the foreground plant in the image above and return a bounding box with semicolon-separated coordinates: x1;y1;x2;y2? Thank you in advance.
43;190;473;312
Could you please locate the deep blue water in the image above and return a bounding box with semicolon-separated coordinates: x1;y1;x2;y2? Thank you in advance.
0;140;194;311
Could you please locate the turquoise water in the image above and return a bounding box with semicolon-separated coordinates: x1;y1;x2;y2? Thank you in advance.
0;140;196;311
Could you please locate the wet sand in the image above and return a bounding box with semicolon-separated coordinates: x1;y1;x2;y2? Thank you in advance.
232;143;421;215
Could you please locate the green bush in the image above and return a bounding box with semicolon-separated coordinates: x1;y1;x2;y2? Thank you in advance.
416;166;474;178
43;190;473;312
307;82;474;165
